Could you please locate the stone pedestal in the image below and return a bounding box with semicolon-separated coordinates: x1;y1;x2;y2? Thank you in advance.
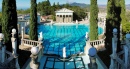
30;54;39;69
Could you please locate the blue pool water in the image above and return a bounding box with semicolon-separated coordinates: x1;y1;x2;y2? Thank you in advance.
27;24;103;57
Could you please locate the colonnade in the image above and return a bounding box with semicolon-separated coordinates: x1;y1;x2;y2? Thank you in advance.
56;15;73;23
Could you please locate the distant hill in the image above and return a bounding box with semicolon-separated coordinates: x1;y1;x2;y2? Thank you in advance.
126;4;130;10
69;2;130;11
69;2;90;8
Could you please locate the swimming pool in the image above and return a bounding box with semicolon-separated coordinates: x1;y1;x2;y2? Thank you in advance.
35;24;103;57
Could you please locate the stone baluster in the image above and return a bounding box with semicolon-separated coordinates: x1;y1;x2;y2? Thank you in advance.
11;28;20;69
0;33;6;63
30;46;39;69
88;47;97;69
125;33;130;67
110;28;118;69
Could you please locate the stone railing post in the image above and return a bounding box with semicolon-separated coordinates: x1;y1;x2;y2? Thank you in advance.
30;46;39;69
125;33;130;67
11;28;20;69
110;28;118;69
88;47;97;69
0;33;6;63
21;27;24;46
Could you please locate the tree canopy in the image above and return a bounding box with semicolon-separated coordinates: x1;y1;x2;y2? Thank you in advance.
37;1;87;21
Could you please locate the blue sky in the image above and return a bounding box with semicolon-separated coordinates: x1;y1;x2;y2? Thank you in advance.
0;0;130;9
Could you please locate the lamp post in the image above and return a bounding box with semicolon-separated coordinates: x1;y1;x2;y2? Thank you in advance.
88;47;97;69
11;28;17;55
0;33;5;63
11;28;20;69
30;46;39;69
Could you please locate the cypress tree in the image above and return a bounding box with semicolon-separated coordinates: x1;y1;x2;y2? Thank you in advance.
29;0;38;40
106;0;116;48
120;0;127;24
98;0;121;67
105;0;121;52
2;0;18;51
106;0;121;48
47;0;51;6
90;0;98;41
120;0;128;35
2;0;10;44
114;0;121;51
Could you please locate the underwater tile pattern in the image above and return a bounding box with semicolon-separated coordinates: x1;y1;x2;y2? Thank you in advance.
37;24;103;57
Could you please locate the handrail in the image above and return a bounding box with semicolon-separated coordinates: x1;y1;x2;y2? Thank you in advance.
0;51;15;66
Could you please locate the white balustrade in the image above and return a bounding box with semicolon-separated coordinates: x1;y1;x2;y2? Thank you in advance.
89;39;104;46
22;39;41;47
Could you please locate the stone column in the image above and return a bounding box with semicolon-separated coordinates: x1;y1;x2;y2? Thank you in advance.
56;15;57;22
56;15;59;23
0;33;5;63
62;15;64;23
60;15;62;23
69;15;71;23
65;15;66;23
67;15;69;23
